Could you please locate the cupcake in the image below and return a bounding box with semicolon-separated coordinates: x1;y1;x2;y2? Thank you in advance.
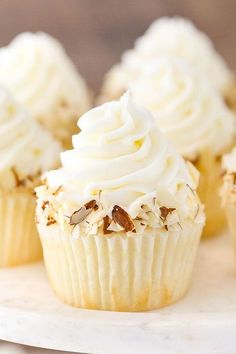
36;93;205;311
101;17;233;102
128;57;235;237
0;87;61;267
221;148;236;250
0;32;91;147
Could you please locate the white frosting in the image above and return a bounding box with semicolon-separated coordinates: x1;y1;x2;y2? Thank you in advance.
0;32;91;142
129;57;235;159
103;17;232;98
41;93;202;222
0;87;61;187
222;147;236;173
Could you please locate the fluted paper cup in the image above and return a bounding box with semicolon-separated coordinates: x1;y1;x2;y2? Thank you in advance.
0;188;42;267
38;220;202;311
225;202;236;253
195;150;225;237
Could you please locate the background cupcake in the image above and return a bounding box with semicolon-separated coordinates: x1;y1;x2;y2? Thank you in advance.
0;87;61;267
0;32;91;147
101;17;234;103
128;57;235;236
36;93;204;311
222;148;236;251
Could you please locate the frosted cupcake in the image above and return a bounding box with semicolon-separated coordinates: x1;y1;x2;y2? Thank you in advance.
129;57;235;237
0;87;61;267
101;17;233;102
0;32;91;147
222;148;236;250
36;93;205;311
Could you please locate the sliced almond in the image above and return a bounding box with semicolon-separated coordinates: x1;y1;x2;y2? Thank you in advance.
41;200;49;211
85;200;98;210
69;200;98;226
112;205;135;232
160;206;176;221
103;215;113;234
52;185;63;196
46;216;56;226
69;207;91;225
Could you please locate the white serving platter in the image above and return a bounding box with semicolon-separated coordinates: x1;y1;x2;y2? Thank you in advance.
0;233;236;354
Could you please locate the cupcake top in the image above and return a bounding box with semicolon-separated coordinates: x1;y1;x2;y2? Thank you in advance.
0;32;91;143
36;93;204;236
129;57;235;160
0;87;62;189
102;17;232;99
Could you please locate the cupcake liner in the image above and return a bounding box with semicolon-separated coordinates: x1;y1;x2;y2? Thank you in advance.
0;188;42;267
225;201;236;253
195;150;225;237
38;220;202;311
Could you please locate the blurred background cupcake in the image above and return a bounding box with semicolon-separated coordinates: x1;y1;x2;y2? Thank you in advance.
98;16;236;237
100;17;235;103
128;57;235;236
0;87;61;267
0;32;91;148
221;148;236;251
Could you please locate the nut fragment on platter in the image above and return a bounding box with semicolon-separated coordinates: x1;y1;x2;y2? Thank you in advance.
112;205;136;232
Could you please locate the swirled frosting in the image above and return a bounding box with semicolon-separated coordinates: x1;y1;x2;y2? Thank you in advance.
0;32;91;143
129;57;235;159
38;93;204;230
0;87;62;189
102;17;232;99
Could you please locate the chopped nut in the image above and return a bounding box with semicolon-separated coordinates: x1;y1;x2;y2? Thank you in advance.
41;201;49;211
84;200;98;210
46;216;56;226
69;200;99;226
112;205;135;232
69;207;91;225
103;215;113;234
11;167;24;187
185;154;200;165
52;185;63;196
160;206;176;221
232;173;236;185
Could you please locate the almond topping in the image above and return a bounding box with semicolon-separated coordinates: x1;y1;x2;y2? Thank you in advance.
112;205;135;232
41;201;49;211
52;185;63;196
84;200;98;210
69;200;98;226
69;207;91;225
160;206;176;221
11;167;24;187
103;215;113;234
46;216;56;226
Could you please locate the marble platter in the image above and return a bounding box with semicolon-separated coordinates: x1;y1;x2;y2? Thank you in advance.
0;233;236;354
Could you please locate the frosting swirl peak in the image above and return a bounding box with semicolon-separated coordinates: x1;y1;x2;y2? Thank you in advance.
129;57;235;159
45;93;200;220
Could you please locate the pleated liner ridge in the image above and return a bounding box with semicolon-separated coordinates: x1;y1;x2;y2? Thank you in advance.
225;202;236;254
0;188;42;267
39;219;202;311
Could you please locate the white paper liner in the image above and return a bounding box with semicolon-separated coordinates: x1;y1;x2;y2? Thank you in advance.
38;220;202;311
0;189;42;267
